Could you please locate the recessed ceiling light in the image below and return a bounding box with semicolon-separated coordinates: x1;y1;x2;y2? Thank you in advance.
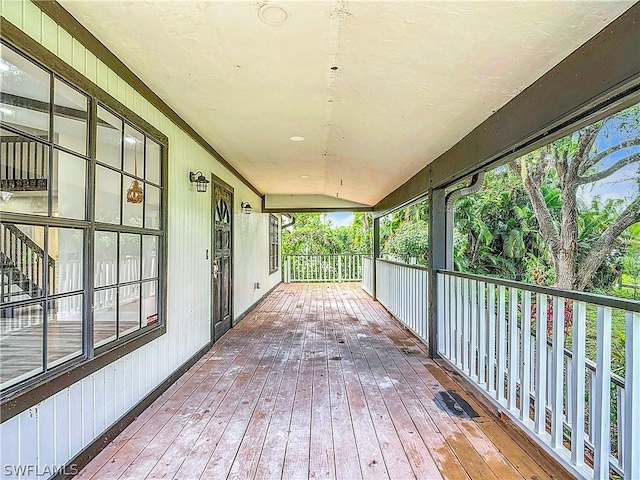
289;136;305;142
258;4;289;26
301;175;309;179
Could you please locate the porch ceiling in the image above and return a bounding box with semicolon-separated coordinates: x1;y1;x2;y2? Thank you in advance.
60;1;633;208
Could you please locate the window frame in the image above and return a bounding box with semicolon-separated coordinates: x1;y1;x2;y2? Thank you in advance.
269;214;279;274
0;35;168;413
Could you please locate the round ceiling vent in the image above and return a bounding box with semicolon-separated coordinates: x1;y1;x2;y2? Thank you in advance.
258;4;289;26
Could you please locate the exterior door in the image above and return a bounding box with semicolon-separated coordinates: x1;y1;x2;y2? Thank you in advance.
212;179;233;342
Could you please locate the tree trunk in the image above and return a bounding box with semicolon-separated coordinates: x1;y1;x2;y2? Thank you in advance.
555;251;578;290
556;178;580;290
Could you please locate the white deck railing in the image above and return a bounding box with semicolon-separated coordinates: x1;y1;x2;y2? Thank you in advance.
284;254;364;283
362;256;374;296
437;270;640;480
362;258;429;344
0;257;154;333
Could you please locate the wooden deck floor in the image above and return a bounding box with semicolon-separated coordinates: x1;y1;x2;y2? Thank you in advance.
77;283;562;480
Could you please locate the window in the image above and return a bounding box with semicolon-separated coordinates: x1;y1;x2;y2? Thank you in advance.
94;106;162;348
0;42;165;393
269;214;279;273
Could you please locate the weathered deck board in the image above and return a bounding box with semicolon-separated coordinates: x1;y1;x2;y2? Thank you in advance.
77;283;564;480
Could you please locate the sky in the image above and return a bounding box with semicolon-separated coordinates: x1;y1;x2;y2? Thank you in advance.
577;116;639;206
326;212;354;227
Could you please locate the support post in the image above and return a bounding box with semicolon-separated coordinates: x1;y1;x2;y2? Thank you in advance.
429;187;447;358
285;257;290;283
373;216;380;300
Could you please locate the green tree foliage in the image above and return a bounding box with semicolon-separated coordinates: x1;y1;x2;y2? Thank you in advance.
282;213;372;256
380;199;430;264
383;221;430;264
511;104;640;290
453;168;553;284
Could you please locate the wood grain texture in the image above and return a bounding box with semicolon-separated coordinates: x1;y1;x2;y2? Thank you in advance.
77;283;564;480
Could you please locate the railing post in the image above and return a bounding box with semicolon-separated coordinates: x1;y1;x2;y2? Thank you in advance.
625;311;640;478
373;217;380;300
429;188;446;358
338;255;342;283
285;256;290;283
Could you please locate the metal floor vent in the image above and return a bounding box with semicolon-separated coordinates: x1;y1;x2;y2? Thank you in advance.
435;390;479;418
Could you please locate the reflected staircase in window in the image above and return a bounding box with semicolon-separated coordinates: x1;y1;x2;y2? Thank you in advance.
0;135;48;192
0;223;55;320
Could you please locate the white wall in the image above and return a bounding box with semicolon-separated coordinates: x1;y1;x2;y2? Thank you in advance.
0;2;280;478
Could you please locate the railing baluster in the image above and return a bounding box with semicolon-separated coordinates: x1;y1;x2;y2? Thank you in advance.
437;273;445;354
571;301;586;467
487;283;496;396
470;279;478;380
508;287;519;411
448;274;455;359
535;293;548;435
551;296;565;449
520;290;532;423
593;305;612;478
589;369;596;444
496;285;507;404
618;385;624;471
565;355;573;427
456;276;463;368
478;281;487;386
625;311;640;478
462;278;470;373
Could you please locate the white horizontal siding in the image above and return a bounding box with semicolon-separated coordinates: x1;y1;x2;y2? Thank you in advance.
0;1;280;478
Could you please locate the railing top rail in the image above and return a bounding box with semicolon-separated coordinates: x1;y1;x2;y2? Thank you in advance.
376;257;430;272
439;269;640;313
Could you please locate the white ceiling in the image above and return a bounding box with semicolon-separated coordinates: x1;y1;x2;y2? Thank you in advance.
60;0;634;208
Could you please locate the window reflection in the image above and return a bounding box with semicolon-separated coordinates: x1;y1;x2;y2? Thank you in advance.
145;139;161;185
95;165;121;224
124;125;144;177
0;46;50;139
0;223;45;303
95;231;118;288
0;129;49;216
53;78;88;156
0;303;44;389
49;227;84;295
94;288;116;347
47;295;83;369
52;150;86;220
97;106;122;168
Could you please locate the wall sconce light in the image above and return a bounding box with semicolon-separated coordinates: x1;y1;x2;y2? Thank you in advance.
241;202;253;214
189;171;210;193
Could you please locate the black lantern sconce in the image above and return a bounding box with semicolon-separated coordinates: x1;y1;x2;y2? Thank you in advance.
189;171;210;193
241;202;253;214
